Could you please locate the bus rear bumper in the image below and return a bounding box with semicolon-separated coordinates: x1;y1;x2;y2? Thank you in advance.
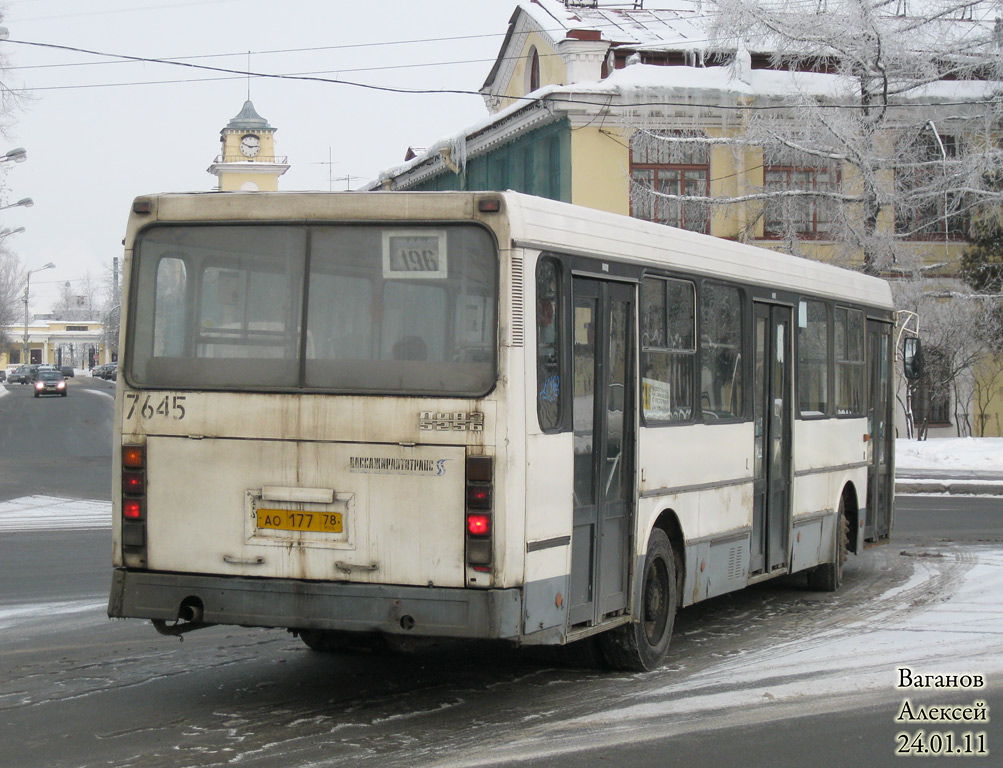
108;568;524;641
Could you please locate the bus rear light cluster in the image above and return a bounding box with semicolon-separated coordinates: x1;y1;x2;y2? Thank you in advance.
465;456;493;572
122;444;147;551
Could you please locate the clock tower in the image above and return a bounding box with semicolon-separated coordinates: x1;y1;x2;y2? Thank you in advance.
208;99;290;191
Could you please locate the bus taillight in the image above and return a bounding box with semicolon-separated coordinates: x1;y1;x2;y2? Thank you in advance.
123;498;144;520
466;514;490;536
122;470;145;495
122;446;144;468
465;456;493;571
122;444;147;556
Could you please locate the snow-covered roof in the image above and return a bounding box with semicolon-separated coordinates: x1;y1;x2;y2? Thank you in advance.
515;0;998;59
521;0;714;52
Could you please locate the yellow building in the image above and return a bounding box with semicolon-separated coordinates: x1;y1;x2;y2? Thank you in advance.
371;0;998;436
207;99;289;191
2;318;108;370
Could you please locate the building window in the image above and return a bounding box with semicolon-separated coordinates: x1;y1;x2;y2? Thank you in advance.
528;46;541;93
630;131;710;234
895;133;968;239
763;166;840;238
640;276;696;422
798;299;830;416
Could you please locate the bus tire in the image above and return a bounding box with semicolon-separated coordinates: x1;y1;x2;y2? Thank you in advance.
299;629;355;653
598;528;676;672
807;499;848;592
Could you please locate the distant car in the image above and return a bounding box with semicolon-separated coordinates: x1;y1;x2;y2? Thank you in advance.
33;370;67;397
59;366;75;378
3;365;16;382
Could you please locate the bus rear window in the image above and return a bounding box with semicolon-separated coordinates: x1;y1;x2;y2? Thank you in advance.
128;224;497;395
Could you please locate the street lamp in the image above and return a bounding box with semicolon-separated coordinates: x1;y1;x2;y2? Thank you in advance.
0;226;25;242
22;262;55;365
0;147;26;164
1;197;33;211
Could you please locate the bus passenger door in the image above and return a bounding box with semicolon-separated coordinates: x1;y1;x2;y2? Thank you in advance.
569;277;635;627
866;321;893;541
752;303;792;574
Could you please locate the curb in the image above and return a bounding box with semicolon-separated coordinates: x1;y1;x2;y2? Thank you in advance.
895;480;1003;496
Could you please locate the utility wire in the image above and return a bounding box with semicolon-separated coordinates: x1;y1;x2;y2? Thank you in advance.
5;37;1000;113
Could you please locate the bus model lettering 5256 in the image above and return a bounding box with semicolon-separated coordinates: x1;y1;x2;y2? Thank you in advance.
108;191;897;671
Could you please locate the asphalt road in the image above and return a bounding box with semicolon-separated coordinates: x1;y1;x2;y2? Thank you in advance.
0;374;114;502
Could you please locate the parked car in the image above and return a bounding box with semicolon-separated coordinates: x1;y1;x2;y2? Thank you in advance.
33;370;67;397
59;366;75;378
92;363;118;380
9;364;37;384
3;365;16;382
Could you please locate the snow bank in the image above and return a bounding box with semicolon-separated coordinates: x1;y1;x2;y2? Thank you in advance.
895;437;1003;473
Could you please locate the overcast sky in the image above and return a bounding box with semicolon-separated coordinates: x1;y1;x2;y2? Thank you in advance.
0;0;526;312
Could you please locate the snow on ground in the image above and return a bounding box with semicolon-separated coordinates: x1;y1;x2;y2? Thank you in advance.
432;543;1003;768
896;437;1003;472
0;495;111;531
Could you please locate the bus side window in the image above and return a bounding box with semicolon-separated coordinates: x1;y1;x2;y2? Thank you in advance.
700;283;744;421
798;299;830;416
641;277;695;423
536;256;563;431
835;306;865;415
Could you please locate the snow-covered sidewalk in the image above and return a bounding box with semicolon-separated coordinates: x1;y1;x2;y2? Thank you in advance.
896;437;1003;495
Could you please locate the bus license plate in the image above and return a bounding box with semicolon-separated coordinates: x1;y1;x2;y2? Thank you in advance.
256;509;343;534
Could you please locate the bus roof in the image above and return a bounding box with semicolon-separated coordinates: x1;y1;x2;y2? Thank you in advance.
501;191;894;310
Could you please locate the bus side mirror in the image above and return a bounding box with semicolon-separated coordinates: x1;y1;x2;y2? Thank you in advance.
903;337;923;380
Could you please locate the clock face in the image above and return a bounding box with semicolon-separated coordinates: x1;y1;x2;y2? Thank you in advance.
240;134;261;158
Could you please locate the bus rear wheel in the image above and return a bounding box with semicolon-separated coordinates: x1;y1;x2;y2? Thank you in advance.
807;499;848;592
599;528;677;672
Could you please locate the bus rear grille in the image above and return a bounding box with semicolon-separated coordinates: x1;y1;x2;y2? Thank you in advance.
510;255;524;347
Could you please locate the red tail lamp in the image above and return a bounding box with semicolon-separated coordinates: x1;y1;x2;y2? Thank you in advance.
123;498;144;520
466;513;491;536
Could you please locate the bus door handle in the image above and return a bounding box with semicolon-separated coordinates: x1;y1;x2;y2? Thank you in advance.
223;555;265;565
336;561;379;574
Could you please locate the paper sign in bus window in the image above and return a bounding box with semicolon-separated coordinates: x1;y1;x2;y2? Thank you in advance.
382;230;448;279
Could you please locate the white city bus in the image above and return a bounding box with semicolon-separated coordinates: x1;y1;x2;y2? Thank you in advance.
108;191;895;671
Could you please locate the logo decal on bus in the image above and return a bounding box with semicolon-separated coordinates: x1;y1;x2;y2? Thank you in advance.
419;411;485;432
349;456;451;477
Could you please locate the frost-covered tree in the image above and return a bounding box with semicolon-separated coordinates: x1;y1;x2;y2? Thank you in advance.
51;272;101;320
0;7;29;347
100;259;122;359
628;0;1003;274
0;245;23;349
894;276;1003;436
